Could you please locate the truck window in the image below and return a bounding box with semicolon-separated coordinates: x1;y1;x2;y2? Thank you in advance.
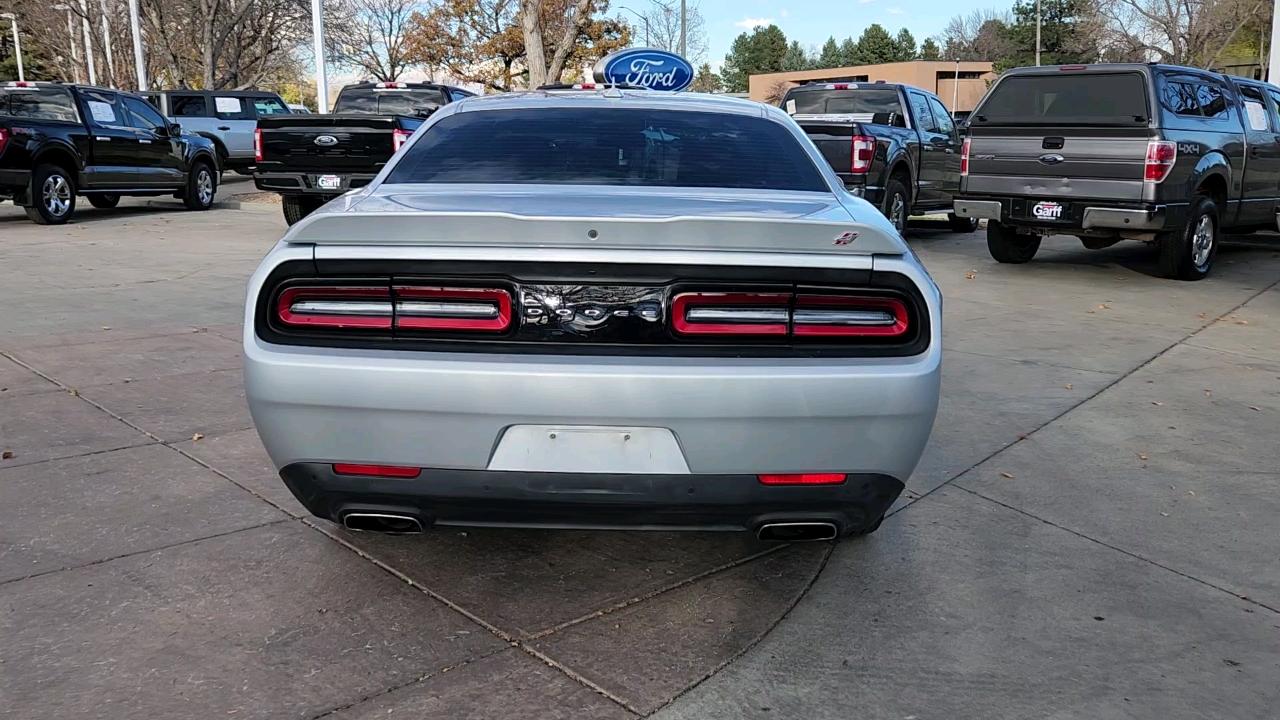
386;108;828;193
908;92;934;131
1161;79;1202;116
1196;85;1230;119
1238;85;1271;131
251;96;290;116
213;96;253;120
927;97;955;135
171;94;208;117
1;87;79;122
80;90;127;127
333;87;446;115
786;88;902;117
122;96;167;131
1263;88;1280;132
977;73;1149;124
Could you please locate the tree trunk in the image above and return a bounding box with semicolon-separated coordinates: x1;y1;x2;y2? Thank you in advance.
520;0;547;87
545;0;593;84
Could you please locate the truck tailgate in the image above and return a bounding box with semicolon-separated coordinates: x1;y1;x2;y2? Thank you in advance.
965;126;1153;201
257;114;399;171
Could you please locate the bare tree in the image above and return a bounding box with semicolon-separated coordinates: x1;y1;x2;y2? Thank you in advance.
1096;0;1269;66
936;7;1013;61
520;0;593;87
638;0;707;63
326;0;423;82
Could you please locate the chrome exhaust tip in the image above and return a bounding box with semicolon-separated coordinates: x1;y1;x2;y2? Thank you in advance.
342;512;424;534
756;521;839;542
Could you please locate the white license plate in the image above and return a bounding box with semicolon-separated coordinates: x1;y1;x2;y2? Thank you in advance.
487;425;690;474
1031;201;1066;220
316;174;342;190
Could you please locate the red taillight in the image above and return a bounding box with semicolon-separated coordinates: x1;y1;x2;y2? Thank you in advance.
375;82;408;89
0;128;8;156
574;83;597;89
960;138;970;176
851;136;875;174
276;286;392;329
333;463;421;478
832;83;849;90
792;295;909;337
671;292;791;335
393;286;512;331
758;473;847;485
392;128;411;152
254;128;263;163
1144;140;1176;182
1060;65;1087;71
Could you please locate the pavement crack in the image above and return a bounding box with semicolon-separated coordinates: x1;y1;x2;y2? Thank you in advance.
951;484;1280;616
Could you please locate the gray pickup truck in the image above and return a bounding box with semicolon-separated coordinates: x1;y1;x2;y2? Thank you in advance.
141;90;292;174
782;82;975;235
955;63;1280;280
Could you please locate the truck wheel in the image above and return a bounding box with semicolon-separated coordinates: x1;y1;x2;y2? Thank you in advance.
88;194;120;209
183;162;216;211
882;176;910;235
25;164;77;225
282;195;325;225
987;221;1041;263
948;212;978;233
1158;195;1218;281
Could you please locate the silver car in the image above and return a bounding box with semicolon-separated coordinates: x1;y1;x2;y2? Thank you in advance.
243;90;941;541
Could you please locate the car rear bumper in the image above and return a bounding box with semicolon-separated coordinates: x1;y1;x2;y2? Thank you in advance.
954;197;1176;232
280;463;904;534
254;171;377;195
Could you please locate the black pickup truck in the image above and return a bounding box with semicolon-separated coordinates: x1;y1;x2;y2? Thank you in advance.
0;81;220;224
254;81;475;224
954;63;1280;280
781;82;975;234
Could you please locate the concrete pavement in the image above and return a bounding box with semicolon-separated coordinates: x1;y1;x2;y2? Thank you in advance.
1;199;1277;718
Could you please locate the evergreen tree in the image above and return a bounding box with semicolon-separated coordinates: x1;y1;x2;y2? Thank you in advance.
817;37;843;68
999;0;1097;70
721;24;790;92
920;38;942;60
892;28;918;61
782;40;812;71
856;24;897;64
839;37;861;66
689;63;723;93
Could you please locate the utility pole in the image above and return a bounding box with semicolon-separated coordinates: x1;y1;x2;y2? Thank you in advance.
0;13;22;81
953;59;959;112
128;0;146;90
99;0;115;87
312;0;329;112
679;0;686;57
1269;0;1280;83
78;0;97;85
1035;0;1041;66
54;5;81;83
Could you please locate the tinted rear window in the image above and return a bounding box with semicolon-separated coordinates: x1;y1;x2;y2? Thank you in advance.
787;89;902;116
977;73;1150;124
1;88;79;122
333;88;446;115
386;108;828;192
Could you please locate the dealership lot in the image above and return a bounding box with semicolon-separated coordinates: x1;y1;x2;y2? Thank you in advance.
1;197;1277;718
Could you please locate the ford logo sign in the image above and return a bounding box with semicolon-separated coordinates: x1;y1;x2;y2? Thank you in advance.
592;48;694;92
314;135;338;147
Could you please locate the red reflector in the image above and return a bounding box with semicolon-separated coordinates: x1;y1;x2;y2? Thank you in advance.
277;286;392;329
851;136;875;174
672;292;791;335
254;128;263;163
1144;140;1176;182
960;138;970;176
393;286;512;331
792;295;909;337
333;464;421;478
758;473;847;485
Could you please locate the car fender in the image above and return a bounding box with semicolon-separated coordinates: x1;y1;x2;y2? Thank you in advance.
1186;151;1232;201
32;139;86;174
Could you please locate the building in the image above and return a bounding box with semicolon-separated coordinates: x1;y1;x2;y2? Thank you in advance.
749;61;997;113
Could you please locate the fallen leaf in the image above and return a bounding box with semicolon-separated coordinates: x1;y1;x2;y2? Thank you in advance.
1152;401;1163;406
1;451;13;460
1205;389;1212;396
1064;384;1073;389
1198;313;1206;318
1087;310;1095;314
1098;304;1109;309
1236;320;1249;325
192;433;204;441
1188;490;1195;496
1019;434;1029;440
1000;471;1014;478
1139;454;1148;460
1160;512;1170;517
1250;406;1260;411
101;326;111;330
68;389;78;396
965;272;976;280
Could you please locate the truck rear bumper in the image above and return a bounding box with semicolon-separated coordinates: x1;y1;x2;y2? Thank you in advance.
0;168;31;193
954;198;1174;232
255;172;376;195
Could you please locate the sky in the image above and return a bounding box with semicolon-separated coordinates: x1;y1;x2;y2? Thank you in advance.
691;0;993;70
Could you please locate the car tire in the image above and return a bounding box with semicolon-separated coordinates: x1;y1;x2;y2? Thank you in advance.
882;175;910;235
87;194;120;209
987;220;1041;263
24;164;77;225
282;195;326;226
183;161;217;211
1158;194;1218;281
948;212;978;233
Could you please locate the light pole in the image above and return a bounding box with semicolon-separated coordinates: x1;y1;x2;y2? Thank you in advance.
1035;0;1041;66
99;0;115;87
679;0;686;58
1269;0;1280;83
312;0;329;113
128;0;145;89
0;13;22;82
53;4;81;84
78;0;97;85
617;6;650;46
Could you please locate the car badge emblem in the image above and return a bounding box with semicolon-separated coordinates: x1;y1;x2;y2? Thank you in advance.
1038;153;1065;165
832;231;858;245
314;135;339;147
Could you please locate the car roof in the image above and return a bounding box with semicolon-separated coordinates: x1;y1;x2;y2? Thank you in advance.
451;89;766;117
788;82;906;91
154;89;282;96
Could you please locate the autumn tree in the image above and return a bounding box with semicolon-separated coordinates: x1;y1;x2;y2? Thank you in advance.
688;62;721;92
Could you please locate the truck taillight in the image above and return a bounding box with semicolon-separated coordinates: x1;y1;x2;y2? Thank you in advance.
1144;140;1176;182
392;128;410;152
0;128;7;156
851;136;875;174
254;128;263;163
960;138;970;176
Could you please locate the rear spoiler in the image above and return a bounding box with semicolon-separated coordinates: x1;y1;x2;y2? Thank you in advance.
284;211;910;256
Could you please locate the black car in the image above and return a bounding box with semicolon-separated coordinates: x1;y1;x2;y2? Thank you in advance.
254;81;475;225
782;81;975;234
954;63;1280;280
0;81;220;225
